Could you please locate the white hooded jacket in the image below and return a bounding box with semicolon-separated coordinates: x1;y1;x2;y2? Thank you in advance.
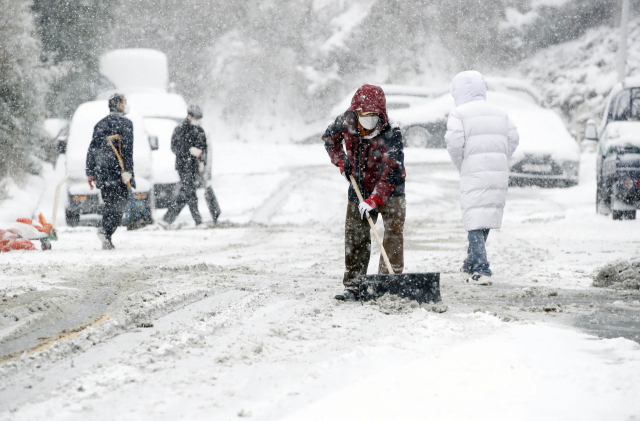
445;71;519;231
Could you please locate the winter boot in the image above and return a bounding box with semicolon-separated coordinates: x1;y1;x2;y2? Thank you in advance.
157;219;171;230
465;272;483;283
97;230;114;250
465;272;492;285
460;268;473;280
334;289;359;301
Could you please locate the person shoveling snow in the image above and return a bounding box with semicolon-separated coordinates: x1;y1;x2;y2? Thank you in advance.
444;71;519;283
323;84;407;301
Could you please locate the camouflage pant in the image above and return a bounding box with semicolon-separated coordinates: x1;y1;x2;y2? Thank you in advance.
343;196;406;291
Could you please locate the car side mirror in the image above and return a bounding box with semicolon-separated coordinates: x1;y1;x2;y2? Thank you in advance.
148;135;159;151
584;119;598;141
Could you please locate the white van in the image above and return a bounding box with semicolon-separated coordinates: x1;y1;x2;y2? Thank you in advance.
65;100;153;226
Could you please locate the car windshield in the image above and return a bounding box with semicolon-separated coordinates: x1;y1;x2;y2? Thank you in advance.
609;88;640;122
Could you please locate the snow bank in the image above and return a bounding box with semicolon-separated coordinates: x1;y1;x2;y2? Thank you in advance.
283;322;640;421
593;259;640;290
0;174;46;226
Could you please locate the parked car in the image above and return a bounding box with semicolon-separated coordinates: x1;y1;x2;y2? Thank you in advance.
586;77;640;220
65;100;154;226
396;82;580;187
126;93;191;208
43;118;69;155
391;77;548;149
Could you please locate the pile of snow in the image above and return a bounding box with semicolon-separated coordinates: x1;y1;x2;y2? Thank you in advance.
0;174;47;226
593;259;640;290
365;293;448;315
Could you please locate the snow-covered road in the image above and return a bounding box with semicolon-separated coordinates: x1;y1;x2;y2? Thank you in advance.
1;144;639;420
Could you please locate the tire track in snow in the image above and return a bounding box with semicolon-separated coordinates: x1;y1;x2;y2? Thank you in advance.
251;166;324;224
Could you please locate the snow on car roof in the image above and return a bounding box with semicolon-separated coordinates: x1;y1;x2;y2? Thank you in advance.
484;76;545;106
99;49;168;95
488;91;579;161
624;76;640;89
43;118;68;139
395;90;578;161
330;84;445;116
378;84;449;98
126;93;188;120
66;100;152;181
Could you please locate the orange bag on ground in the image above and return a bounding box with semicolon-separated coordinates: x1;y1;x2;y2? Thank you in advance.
16;213;53;235
0;229;36;252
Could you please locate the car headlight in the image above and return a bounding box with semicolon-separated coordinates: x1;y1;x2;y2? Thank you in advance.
562;161;579;177
623;177;635;190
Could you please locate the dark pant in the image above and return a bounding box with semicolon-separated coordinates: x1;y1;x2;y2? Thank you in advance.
164;171;202;225
343;196;406;292
100;184;129;240
463;229;492;276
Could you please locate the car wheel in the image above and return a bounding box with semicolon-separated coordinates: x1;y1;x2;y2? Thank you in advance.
403;126;433;148
65;210;80;227
613;210;636;220
596;178;612;215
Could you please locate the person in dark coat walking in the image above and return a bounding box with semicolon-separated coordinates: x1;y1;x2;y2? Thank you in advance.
323;84;407;301
159;105;207;228
86;93;135;250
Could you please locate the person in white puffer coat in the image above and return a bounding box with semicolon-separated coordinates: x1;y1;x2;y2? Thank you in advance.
445;71;519;282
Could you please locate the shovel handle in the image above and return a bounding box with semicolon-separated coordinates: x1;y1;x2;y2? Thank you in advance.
107;135;131;189
349;175;394;274
52;173;70;229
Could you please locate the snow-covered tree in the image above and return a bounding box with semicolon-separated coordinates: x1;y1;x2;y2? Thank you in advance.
0;0;48;183
32;0;120;118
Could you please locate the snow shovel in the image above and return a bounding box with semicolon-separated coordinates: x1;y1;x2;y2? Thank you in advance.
107;135;153;230
198;165;221;224
349;175;441;304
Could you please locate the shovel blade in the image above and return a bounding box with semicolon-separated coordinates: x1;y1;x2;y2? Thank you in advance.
358;273;441;304
123;198;153;231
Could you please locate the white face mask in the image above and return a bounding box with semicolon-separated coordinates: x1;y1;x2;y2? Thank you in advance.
191;119;201;126
123;104;130;115
359;115;378;130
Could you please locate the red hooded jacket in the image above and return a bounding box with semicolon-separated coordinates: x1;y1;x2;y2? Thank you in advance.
323;84;406;207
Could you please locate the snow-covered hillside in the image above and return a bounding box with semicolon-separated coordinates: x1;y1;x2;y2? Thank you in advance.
519;17;640;132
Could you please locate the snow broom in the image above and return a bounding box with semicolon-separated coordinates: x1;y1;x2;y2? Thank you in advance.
107;135;153;230
198;165;221;224
349;175;441;304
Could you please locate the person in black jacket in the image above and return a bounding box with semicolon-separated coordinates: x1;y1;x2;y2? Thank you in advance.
159;105;207;228
86;93;134;250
